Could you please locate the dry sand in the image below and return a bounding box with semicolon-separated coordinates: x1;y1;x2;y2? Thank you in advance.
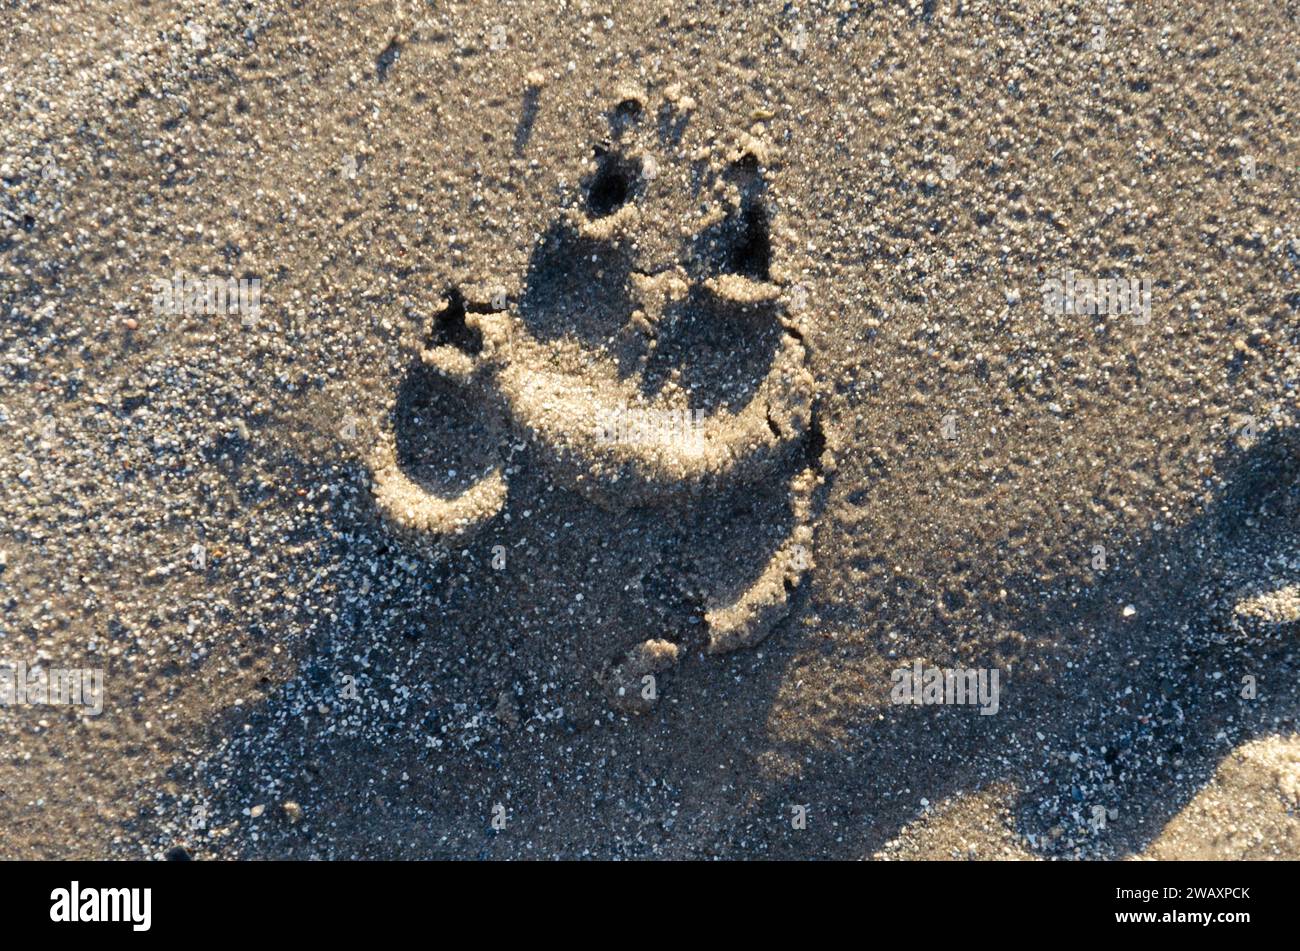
1;0;1298;859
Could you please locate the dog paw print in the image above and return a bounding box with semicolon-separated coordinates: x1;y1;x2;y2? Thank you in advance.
369;91;825;693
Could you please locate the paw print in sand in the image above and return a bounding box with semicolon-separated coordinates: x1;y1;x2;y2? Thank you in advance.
369;91;825;709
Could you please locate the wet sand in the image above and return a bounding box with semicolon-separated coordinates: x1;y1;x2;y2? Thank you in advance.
0;0;1297;859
